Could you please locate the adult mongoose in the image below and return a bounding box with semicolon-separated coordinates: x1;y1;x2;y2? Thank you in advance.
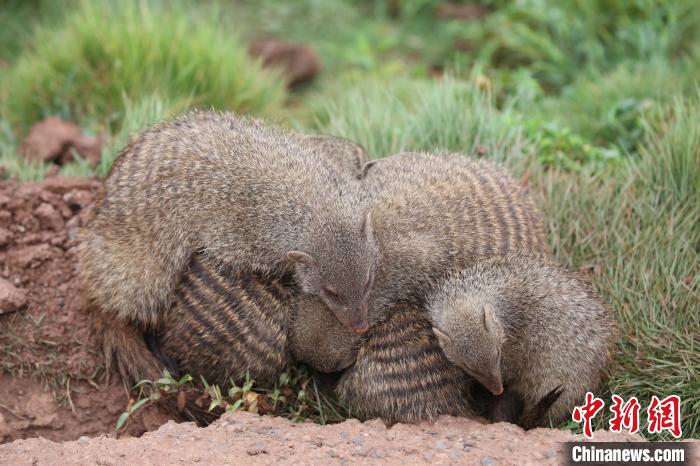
428;254;615;427
79;111;377;334
290;151;550;373
98;130;369;389
335;304;474;424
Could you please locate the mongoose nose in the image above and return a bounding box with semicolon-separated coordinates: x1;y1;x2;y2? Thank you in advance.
491;385;504;396
352;323;369;334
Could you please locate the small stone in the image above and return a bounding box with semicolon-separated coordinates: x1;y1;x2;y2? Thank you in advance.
435;440;448;451
21;117;82;164
246;442;268;456
481;457;495;466
0;278;27;314
249;38;321;88
8;243;53;268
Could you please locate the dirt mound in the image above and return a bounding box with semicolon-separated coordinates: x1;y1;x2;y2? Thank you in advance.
0;177;162;443
0;411;655;465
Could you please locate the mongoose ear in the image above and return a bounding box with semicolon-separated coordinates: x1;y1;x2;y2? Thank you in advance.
482;303;499;333
432;327;452;347
360;160;378;179
287;251;315;265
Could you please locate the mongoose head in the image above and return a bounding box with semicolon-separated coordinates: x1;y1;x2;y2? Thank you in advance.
289;294;363;372
287;211;378;334
430;299;505;396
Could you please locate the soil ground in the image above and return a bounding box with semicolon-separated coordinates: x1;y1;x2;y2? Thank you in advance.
2;411;670;465
0;177;165;443
0;177;692;464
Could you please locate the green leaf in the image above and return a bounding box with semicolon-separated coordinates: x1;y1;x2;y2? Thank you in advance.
208;399;221;412
116;411;130;430
130;397;151;414
228;399;245;412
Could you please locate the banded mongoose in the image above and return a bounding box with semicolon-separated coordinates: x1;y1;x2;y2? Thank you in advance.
100;130;370;390
335;304;474;424
153;253;296;388
290;151;550;372
427;255;615;427
79;111;377;334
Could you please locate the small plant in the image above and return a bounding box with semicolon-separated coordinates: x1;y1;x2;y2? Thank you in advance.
526;121;622;171
116;370;193;431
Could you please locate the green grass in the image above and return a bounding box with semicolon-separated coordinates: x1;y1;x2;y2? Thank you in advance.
3;0;286;133
118;366;349;431
306;76;523;161
463;0;700;90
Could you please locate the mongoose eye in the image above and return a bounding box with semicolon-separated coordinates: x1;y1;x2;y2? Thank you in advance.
323;285;339;300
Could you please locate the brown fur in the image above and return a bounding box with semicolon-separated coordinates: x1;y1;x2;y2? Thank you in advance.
92;125;369;418
428;255;616;427
79;111;376;333
291;151;550;372
155;253;295;388
336;304;474;424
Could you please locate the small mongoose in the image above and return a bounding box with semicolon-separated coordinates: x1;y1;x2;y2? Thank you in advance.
290;151;550;372
79;111;377;333
427;255;615;427
101;131;369;389
335;304;474;424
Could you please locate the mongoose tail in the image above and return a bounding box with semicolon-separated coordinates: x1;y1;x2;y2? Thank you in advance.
519;385;564;429
96;311;164;388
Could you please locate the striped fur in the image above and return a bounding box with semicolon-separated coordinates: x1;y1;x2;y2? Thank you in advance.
79;111;374;331
336;305;473;424
291;151;550;373
155;253;295;387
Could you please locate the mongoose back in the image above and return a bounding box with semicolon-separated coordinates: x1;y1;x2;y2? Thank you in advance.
79;111;376;333
364;151;548;316
154;253;296;388
428;255;615;427
291;151;550;372
335;304;474;424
